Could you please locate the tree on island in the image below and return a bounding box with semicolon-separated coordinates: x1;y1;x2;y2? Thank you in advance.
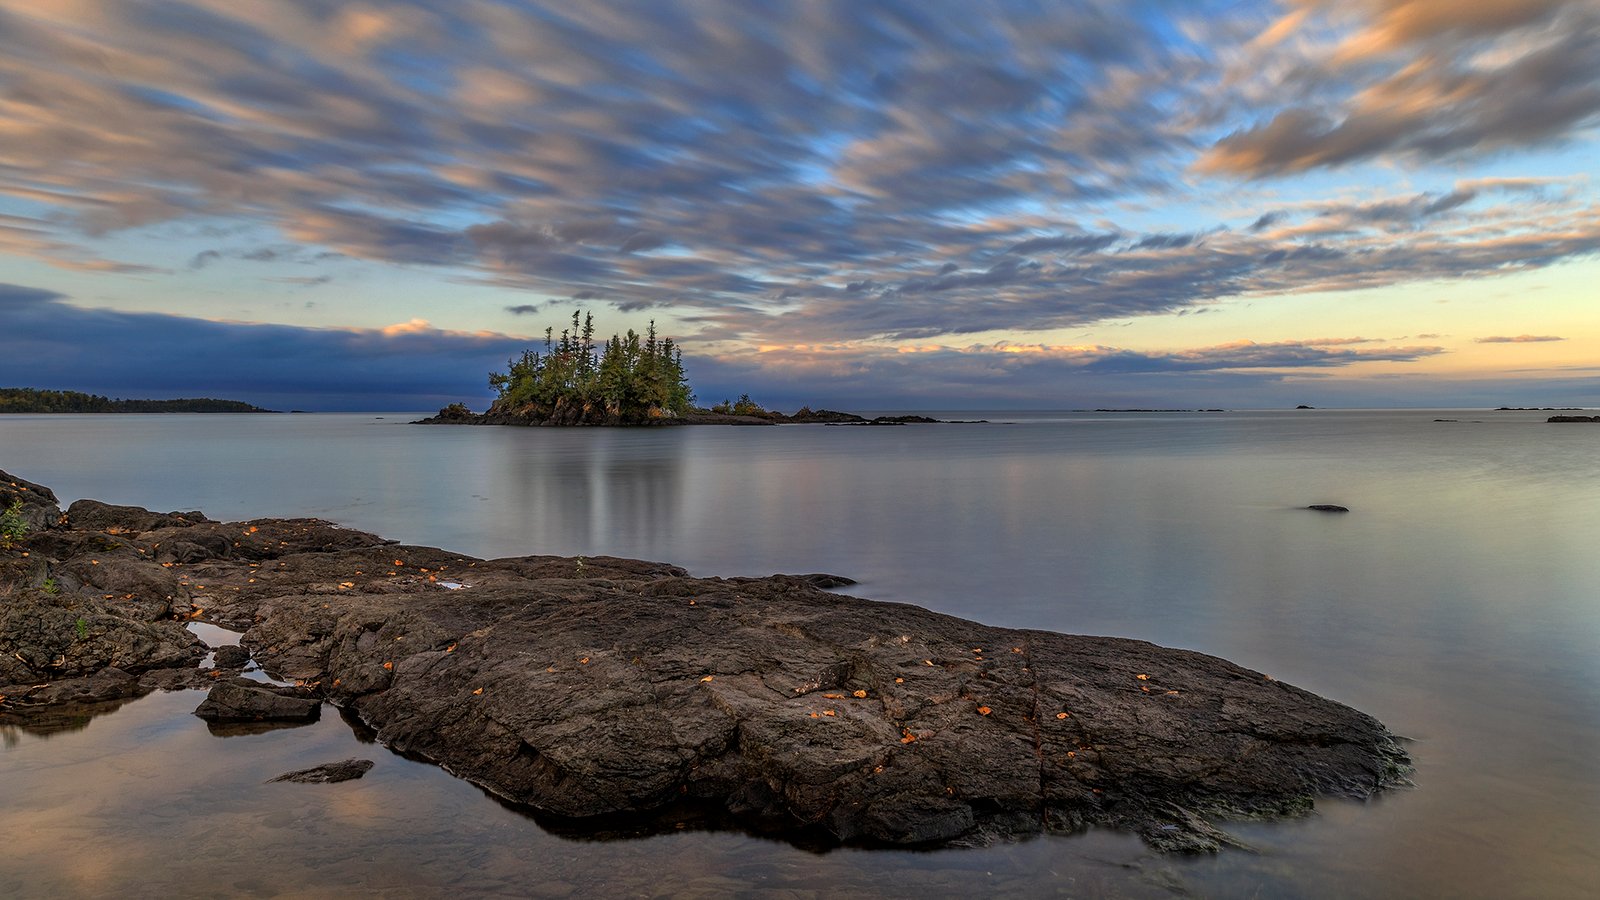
486;311;695;424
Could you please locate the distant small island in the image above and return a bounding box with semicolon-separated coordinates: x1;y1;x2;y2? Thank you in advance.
415;311;974;427
0;387;273;414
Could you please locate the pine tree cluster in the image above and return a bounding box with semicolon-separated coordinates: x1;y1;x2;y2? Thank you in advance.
488;311;694;423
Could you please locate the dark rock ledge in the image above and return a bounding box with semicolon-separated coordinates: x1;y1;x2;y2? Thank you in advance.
0;469;1409;852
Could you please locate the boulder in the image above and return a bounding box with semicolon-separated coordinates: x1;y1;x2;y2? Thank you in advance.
0;588;204;686
193;680;320;723
66;499;206;534
212;645;251;669
0;468;62;533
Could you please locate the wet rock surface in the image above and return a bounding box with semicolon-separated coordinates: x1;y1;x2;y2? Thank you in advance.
0;469;1410;852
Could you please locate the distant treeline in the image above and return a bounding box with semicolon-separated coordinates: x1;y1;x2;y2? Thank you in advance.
0;387;272;413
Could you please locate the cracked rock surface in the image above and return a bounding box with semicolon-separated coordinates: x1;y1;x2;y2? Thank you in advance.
1;469;1409;851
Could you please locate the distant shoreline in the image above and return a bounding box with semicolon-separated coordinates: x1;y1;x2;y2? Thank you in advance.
0;388;274;414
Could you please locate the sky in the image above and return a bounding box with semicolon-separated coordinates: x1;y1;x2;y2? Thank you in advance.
1;0;1597;411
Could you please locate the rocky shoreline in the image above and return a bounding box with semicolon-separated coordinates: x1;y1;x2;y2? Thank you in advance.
1;469;1409;852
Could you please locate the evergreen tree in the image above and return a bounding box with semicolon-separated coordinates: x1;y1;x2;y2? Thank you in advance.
487;311;697;423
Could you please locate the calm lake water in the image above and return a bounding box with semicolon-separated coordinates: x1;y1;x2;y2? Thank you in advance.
2;409;1598;898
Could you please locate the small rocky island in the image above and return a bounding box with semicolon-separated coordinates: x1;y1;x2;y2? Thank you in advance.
1;470;1409;852
412;312;969;427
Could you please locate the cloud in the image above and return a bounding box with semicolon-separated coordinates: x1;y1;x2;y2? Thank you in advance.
0;283;524;410
0;0;1594;357
1201;1;1600;175
505;304;542;315
0;282;1460;411
1475;334;1565;343
686;335;1449;408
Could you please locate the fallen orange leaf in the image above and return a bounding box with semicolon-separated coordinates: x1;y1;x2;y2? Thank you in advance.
823;693;843;699
1135;673;1149;681
852;689;867;698
700;675;715;683
445;643;456;653
823;710;836;717
472;687;483;695
393;560;404;567
579;656;590;664
894;677;904;683
977;705;992;715
1056;712;1068;719
1165;690;1180;696
382;661;394;670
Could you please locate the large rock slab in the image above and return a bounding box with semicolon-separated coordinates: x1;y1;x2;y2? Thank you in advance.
0;475;1410;852
240;576;1408;851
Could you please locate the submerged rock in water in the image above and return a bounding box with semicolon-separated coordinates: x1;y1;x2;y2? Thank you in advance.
1306;504;1350;512
269;758;375;784
0;470;1410;853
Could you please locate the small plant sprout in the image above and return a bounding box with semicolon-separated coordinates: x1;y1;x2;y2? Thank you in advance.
0;500;27;549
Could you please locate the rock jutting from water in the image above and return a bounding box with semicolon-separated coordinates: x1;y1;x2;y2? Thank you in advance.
269;758;375;784
0;469;1410;852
